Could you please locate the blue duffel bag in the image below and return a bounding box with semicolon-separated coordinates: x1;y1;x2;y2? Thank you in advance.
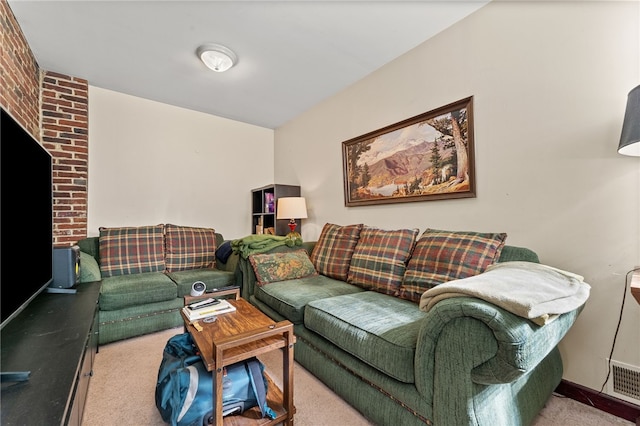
155;332;276;426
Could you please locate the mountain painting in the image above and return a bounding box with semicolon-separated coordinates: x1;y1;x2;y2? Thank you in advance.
342;97;476;206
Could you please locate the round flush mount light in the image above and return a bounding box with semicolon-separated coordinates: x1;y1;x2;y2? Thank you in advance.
196;43;237;72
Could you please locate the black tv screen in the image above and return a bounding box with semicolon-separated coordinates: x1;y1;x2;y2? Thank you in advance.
0;108;54;329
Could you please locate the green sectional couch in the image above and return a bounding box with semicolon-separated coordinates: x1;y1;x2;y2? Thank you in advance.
238;223;589;426
77;224;239;345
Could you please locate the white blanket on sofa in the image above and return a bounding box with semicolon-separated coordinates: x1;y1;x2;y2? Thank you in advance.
418;261;591;325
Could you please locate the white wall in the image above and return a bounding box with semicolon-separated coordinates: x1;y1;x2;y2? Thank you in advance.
88;87;274;240
274;1;640;394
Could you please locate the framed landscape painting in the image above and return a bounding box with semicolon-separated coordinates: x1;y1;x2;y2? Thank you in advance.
342;97;475;207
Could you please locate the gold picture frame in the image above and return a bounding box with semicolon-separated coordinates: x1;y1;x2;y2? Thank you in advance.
342;96;475;206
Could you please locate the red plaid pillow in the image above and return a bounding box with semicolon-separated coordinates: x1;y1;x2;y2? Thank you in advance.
398;229;507;302
165;224;217;272
347;227;419;295
99;225;166;277
310;223;363;280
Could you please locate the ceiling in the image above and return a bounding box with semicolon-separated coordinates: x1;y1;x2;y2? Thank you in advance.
8;1;490;129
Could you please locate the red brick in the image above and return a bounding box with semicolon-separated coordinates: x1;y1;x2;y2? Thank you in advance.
2;1;89;245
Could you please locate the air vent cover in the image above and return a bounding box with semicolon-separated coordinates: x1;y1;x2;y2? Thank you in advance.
607;360;640;404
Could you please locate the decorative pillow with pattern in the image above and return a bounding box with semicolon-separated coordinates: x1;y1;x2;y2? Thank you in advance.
347;226;419;295
398;229;507;302
310;223;363;280
165;224;217;273
99;224;166;277
249;249;318;286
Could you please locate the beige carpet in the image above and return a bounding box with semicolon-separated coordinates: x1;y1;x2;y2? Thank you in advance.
82;327;632;426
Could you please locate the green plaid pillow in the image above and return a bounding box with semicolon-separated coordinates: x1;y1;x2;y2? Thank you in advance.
165;224;217;272
347;227;419;295
310;223;363;280
99;225;166;277
398;229;507;302
249;249;317;286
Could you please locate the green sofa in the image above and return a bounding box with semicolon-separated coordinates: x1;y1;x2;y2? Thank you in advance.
238;224;588;426
77;224;239;345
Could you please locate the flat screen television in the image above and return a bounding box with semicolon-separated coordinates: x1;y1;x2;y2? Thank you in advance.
0;108;54;330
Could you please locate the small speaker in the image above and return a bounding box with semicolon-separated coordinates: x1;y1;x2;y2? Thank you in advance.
51;246;81;289
191;281;206;297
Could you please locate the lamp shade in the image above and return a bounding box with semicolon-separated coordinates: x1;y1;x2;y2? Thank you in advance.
618;85;640;156
276;197;308;220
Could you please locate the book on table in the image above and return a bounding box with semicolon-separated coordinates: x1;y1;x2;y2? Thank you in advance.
182;299;236;322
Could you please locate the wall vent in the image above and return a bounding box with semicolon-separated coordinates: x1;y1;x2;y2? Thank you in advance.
607;359;640;404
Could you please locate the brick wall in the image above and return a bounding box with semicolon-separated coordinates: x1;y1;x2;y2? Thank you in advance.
42;72;89;246
1;0;89;246
0;0;39;137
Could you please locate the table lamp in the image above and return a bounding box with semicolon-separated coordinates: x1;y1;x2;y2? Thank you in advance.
618;84;640;156
276;197;307;238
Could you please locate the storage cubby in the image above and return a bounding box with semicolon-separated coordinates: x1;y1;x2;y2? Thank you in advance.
251;184;301;236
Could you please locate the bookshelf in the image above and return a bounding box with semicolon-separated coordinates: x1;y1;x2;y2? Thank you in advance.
251;184;300;236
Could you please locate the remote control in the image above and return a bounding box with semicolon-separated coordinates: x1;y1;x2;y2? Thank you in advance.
206;285;240;293
188;298;220;310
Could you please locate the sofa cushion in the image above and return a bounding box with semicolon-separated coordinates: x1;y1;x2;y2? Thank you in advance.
347;227;419;296
99;271;177;311
304;291;426;383
254;275;365;324
99;225;166;277
398;229;507;302
165;224;217;272
167;269;236;297
310;223;363;281
249;249;317;286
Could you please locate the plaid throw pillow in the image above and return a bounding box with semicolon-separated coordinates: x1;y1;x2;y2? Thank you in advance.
398;229;507;302
249;249;317;286
347;227;419;295
99;225;166;277
165;224;217;272
310;223;363;280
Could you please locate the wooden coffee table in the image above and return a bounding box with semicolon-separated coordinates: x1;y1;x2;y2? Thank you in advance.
181;296;295;425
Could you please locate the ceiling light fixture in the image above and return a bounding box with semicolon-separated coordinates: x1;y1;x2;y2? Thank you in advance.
196;43;237;73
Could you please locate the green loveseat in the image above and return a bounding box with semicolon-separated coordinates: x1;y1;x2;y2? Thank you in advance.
77;224;239;345
237;224;588;426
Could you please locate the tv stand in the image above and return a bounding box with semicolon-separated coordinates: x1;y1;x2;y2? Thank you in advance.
1;281;100;425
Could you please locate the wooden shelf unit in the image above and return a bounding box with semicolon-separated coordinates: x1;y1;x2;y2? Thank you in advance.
251;184;300;236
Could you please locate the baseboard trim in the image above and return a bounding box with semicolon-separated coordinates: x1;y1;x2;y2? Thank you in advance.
555;379;640;424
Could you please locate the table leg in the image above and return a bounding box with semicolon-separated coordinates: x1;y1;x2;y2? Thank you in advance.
282;329;295;425
214;348;224;425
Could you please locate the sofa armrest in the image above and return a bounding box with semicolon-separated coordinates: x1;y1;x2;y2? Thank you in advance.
415;297;583;392
217;251;238;272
